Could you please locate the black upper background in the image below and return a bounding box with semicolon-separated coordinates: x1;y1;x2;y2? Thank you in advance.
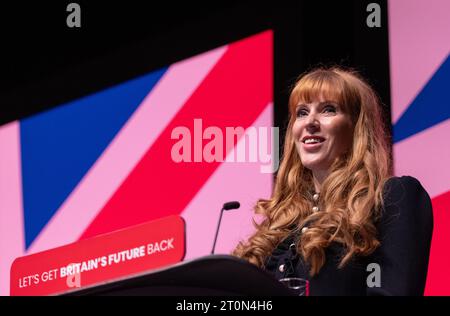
0;0;391;144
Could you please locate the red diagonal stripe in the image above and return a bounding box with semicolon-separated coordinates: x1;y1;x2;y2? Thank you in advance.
425;189;450;295
80;31;273;239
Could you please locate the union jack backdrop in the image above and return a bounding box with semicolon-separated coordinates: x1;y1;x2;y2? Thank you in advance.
0;31;274;295
389;0;450;295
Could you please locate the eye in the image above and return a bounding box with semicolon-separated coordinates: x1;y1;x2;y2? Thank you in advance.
296;108;308;118
323;105;337;114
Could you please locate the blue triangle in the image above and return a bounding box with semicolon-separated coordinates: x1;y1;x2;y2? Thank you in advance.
21;68;167;248
394;55;450;143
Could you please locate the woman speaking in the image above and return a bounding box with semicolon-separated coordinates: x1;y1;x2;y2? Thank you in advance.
233;66;433;296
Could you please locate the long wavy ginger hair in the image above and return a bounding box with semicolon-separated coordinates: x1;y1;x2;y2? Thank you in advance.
232;67;392;276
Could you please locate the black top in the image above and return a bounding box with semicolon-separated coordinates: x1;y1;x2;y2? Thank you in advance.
264;176;434;296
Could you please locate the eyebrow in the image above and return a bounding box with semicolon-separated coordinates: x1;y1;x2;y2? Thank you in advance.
296;101;338;108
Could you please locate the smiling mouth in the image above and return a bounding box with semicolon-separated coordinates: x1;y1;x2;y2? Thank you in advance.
302;137;325;144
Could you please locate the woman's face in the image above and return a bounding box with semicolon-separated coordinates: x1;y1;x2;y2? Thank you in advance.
292;96;354;173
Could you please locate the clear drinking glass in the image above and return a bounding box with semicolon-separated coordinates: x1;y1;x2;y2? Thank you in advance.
279;277;309;296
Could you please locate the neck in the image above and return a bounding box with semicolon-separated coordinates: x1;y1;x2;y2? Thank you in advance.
312;169;328;193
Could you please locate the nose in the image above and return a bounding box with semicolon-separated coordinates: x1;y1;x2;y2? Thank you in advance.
305;112;320;132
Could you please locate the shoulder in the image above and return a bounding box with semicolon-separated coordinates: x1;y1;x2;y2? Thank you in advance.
379;176;433;231
383;176;430;205
383;175;424;196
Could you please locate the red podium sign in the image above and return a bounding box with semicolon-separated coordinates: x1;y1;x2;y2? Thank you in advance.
10;215;185;296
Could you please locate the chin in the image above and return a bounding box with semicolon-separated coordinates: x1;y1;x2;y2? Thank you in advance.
300;158;329;172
